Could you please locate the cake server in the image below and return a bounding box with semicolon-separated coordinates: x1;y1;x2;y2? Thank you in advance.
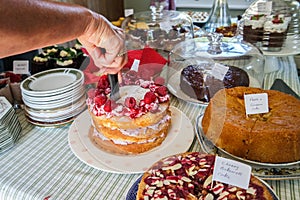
108;73;120;101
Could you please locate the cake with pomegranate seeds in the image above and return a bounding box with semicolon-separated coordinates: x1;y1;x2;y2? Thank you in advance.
137;152;274;200
86;75;171;154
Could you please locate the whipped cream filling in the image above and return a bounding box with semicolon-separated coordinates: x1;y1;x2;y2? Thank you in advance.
119;114;171;136
92;125;166;145
244;16;266;29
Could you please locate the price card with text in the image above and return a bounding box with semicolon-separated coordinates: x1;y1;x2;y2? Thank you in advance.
210;63;229;81
13;60;29;74
244;93;269;115
257;2;272;15
131;59;140;72
212;156;252;190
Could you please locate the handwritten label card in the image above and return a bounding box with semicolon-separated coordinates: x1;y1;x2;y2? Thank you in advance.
212;156;252;190
13;60;29;74
257;2;272;15
211;63;229;80
244;93;269;115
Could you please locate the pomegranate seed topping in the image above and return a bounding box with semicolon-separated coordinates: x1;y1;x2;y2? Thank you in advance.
125;97;136;108
94;93;107;106
156;86;168;96
103;100;112;112
144;92;157;104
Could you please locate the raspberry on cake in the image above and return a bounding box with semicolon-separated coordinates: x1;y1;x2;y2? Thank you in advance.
86;75;172;154
137;152;274;200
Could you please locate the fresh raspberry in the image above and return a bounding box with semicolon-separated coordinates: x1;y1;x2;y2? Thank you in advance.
156;86;168;96
154;76;165;86
94;89;103;97
144;91;157;104
125;97;136;108
103;100;112;112
94;93;107;106
97;75;110;89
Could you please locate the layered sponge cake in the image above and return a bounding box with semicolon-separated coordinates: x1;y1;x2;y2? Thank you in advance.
86;75;171;154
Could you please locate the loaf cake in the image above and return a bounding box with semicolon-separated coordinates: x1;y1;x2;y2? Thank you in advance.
180;64;249;102
137;152;274;200
202;87;300;163
86;75;171;154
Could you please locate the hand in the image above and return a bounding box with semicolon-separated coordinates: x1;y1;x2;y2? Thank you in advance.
78;11;127;73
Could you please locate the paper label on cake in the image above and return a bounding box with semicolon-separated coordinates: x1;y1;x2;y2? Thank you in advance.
131;59;140;72
211;63;229;80
244;93;269;115
124;8;134;17
13;60;29;74
212;156;252;190
256;2;272;15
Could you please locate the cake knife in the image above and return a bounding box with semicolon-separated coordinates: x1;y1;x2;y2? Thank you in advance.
108;73;120;101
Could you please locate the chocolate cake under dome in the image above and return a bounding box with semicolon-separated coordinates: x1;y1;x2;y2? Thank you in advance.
167;36;264;104
122;3;194;53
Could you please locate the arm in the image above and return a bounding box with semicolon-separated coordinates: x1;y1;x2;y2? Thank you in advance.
0;0;126;73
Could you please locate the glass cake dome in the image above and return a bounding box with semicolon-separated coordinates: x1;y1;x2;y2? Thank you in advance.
238;0;300;53
122;4;194;54
167;33;265;105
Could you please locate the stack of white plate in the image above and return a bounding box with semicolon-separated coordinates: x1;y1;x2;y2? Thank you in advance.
0;97;22;153
21;68;87;127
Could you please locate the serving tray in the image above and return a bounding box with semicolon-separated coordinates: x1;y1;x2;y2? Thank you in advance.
195;114;300;180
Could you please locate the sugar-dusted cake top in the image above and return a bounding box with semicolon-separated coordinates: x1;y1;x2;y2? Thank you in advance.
86;75;170;119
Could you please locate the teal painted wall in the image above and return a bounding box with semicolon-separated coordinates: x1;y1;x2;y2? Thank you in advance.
124;0;151;13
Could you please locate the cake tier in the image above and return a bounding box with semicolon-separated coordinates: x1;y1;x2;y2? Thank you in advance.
90;118;171;154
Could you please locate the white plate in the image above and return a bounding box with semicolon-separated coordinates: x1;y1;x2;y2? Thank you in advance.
68;106;195;174
262;36;300;56
195;114;300;180
22;84;85;102
24;95;86;119
24;93;85;110
21;68;83;95
25;103;87;123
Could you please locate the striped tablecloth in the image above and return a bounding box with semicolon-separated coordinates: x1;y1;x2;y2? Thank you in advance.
0;56;299;200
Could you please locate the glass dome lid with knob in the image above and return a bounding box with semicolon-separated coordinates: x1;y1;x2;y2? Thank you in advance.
238;0;300;55
122;3;194;53
167;34;265;104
